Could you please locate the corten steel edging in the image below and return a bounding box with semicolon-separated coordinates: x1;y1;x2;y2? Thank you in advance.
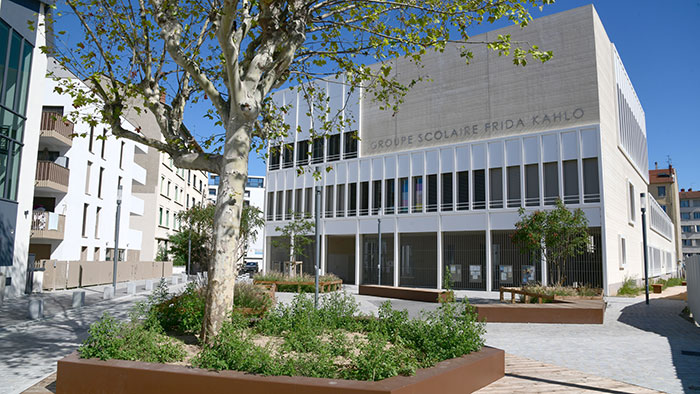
474;300;605;324
56;347;504;394
358;285;448;303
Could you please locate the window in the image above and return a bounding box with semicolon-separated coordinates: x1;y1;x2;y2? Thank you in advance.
85;161;92;194
167;180;171;198
694;200;700;207
681;200;690;208
312;138;324;164
489;168;503;209
296;140;309;166
119;141;125;168
199;179;203;193
457;171;469;210
285;190;293;220
661;205;667;212
174;185;179;201
360;181;369;215
412;176;423;213
325;185;334;217
305;187;313;217
343;131;358;159
682;225;692;233
166;209;170;227
186;193;190;208
269;146;280;170
628;182;636;224
543;162;558;205
336;184;345;217
95;207;101;238
328;134;341;161
619;236;627;269
507;166;520;208
88;126;94;152
399;178;409;213
583;159;599;203
282;144;294;168
246;177;264;188
372;180;381;214
696;225;700;233
82;203;89;237
694;212;700;219
97;167;104;198
427;174;438;212
473;170;485;210
294;189;302;217
385;179;395;214
683;240;692;246
209;188;216;196
563;160;579;204
681;213;691;220
101;129;107;159
441;173;453;211
348;183;357;216
525;164;539;206
275;191;283;220
266;192;274;220
160;176;165;194
657;186;666;197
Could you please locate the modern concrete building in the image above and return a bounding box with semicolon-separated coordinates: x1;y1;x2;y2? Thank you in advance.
208;174;266;267
262;5;676;295
0;0;50;297
679;189;700;259
27;67;148;266
122;100;208;261
648;164;683;268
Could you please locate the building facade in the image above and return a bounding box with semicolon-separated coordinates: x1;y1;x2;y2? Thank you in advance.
208;174;266;267
679;189;700;259
27;67;148;266
648;165;683;267
0;0;50;297
263;5;677;295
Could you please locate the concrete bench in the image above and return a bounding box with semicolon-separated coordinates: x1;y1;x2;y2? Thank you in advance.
358;285;449;303
72;291;85;308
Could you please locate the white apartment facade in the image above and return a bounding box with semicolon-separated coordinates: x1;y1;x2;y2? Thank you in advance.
27;65;148;266
263;5;676;295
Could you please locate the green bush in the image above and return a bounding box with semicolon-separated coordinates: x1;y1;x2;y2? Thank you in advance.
234;282;274;311
253;272;342;292
666;277;684;287
616;278;642;296
151;282;206;335
79;313;185;363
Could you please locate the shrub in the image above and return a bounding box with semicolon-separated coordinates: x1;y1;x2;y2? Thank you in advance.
151;282;206;335
253;272;342;292
234;282;274;311
616;278;641;296
79;313;185;363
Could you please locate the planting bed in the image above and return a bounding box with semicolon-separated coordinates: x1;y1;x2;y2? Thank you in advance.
475;299;605;324
359;285;451;303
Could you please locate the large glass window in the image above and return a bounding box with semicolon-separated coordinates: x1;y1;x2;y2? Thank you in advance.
543;162;559;205
507;166;521;208
441;173;453;211
294;189;302;217
457;171;469;210
269;146;280;170
399;177;409;214
473;170;485;210
304;187;313;217
282;144;294;168
385;179;395;214
400;233;437;288
336;184;345;217
312;138;324;164
275;191;283;220
266;192;274;220
583;158;600;203
412;176;423;213
325;185;334;217
372;180;381;215
343;131;358;159
328;134;341;161
296;140;309;166
525;164;539;206
348;183;357;216
657;186;666;197
563;160;579;204
427;174;438;212
360;181;369;216
489;168;503;209
285;190;293;219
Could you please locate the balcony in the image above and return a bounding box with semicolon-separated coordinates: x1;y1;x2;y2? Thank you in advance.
40;111;74;148
30;210;65;241
35;161;70;194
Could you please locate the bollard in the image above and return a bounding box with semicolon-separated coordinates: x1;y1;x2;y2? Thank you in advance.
0;273;5;305
72;291;85;308
171;276;178;286
28;298;44;319
103;286;114;300
181;273;188;283
127;282;136;295
145;279;154;291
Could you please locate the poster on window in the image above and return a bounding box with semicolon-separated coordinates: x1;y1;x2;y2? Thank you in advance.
522;265;536;284
469;265;481;283
499;265;513;283
449;264;462;282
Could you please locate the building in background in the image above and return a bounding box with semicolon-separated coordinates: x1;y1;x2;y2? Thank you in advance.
27;64;147;266
680;189;700;259
0;0;50;297
122;101;208;262
208;174;266;268
648;164;683;269
263;5;677;295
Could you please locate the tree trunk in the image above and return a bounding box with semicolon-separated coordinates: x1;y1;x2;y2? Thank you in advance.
201;119;251;343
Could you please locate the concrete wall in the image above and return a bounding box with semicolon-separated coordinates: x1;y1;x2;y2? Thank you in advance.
39;260;173;290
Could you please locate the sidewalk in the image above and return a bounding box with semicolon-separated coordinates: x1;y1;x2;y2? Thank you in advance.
0;277;186;394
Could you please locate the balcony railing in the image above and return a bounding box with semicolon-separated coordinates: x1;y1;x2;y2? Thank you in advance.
35;161;70;193
40;111;74;147
31;210;65;240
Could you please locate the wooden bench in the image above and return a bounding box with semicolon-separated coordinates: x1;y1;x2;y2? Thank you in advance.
253;279;342;293
358;285;450;303
499;287;555;304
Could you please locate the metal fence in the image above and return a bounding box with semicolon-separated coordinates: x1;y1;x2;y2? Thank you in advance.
687;255;700;326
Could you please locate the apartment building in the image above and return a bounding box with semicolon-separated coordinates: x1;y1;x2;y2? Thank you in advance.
123;100;208;261
0;0;50;297
208;174;266;266
263;5;676;295
680;189;700;259
648;164;683;267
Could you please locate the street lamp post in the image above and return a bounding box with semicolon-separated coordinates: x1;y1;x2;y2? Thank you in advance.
187;214;192;276
314;183;321;308
112;186;123;290
377;218;382;286
640;192;650;305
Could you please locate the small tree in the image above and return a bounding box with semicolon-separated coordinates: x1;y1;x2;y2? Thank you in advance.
272;214;314;276
511;199;591;286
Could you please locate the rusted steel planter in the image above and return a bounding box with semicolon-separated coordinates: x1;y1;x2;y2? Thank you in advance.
56;347;504;394
475;299;605;324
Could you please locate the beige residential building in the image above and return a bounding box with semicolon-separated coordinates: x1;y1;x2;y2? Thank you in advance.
680;189;700;259
123;101;208;261
648;165;683;267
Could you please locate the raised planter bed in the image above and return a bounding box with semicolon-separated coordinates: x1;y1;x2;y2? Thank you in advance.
359;285;450;303
56;346;505;394
253;279;342;293
474;299;605;324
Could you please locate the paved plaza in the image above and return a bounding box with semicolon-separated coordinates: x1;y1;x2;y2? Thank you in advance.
2;283;699;394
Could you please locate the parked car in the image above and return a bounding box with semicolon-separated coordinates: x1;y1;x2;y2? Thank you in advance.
241;261;259;275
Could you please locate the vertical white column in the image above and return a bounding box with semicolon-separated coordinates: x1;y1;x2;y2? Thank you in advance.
485;219;492;292
394;229;400;287
437;221;443;290
355;222;361;285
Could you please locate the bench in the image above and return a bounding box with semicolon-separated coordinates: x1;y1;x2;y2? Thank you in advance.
253;279;342;293
499;287;555;304
358;285;450;303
